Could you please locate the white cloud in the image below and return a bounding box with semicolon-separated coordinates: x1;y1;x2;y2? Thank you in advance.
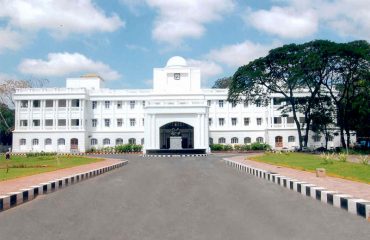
246;6;318;39
147;0;234;45
0;0;124;36
187;58;223;80
249;0;370;40
0;28;25;52
207;41;280;67
18;52;121;81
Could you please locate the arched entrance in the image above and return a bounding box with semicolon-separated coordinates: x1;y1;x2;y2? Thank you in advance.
160;122;194;149
70;138;78;150
275;136;283;147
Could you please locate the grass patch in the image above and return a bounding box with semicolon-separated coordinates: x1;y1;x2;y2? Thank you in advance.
0;155;103;181
250;152;370;184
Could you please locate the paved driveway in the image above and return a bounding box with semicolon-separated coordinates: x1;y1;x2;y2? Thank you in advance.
0;154;369;240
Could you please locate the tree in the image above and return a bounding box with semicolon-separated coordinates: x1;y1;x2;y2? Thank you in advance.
322;40;370;148
212;77;232;88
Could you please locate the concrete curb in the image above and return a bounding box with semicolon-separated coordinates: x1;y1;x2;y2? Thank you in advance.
142;154;208;158
0;161;127;213
224;158;370;221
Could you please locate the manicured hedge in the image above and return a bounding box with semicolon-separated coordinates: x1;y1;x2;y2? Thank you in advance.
210;142;270;152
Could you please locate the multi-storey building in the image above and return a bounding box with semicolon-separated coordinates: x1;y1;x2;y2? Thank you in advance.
12;56;350;153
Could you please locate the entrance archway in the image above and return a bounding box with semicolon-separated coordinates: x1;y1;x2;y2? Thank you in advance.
71;138;78;150
159;122;194;149
275;136;283;147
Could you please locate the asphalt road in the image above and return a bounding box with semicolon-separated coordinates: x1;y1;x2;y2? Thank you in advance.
0;154;369;240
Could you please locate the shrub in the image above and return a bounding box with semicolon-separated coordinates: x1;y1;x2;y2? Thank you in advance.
359;155;368;165
337;153;347;162
26;152;57;157
210;144;224;151
233;144;242;151
250;142;270;150
223;144;233;151
240;144;251;151
115;144;143;153
320;153;335;164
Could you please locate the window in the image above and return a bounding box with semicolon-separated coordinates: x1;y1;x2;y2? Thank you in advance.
58;138;65;145
45;138;52;145
209;118;213;126
45;100;53;108
20;100;28;108
71;99;80;107
116;138;123;145
287;117;294;124
274;117;282;124
244;137;251;144
20;139;26;145
58;119;66;126
327;135;334;142
231;101;237;108
207;100;211;106
105;101;110;109
299;117;305;123
288;136;295;142
142;118;145;126
92;101;97;109
244;118;250;126
142;101;145;107
92;119;97;127
218;118;225;126
130;118;136;127
256;137;264;143
20;120;28;127
58;99;66;108
32;119;40;127
141;138;144;145
117;118;123;127
256;100;262;107
243;100;249;108
257;118;262;126
273;98;284;105
231;118;237;126
45;119;53;126
104;119;110;127
103;138;110;145
209;138;213;145
117;101;122;109
91;138;97;145
32;139;39;145
71;119;80;126
130;101;135;109
219;100;224;108
218;137;226;144
129;138;136;144
312;135;321;142
33;100;40;108
231;137;238;144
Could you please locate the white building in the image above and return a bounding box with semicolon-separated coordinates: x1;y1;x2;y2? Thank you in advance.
12;56;349;154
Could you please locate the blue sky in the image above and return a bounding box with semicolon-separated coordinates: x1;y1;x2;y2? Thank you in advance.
0;0;369;89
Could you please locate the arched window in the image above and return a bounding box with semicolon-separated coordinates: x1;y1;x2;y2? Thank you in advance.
45;138;52;145
128;138;136;144
256;137;264;143
288;136;295;142
116;138;123;145
312;135;321;142
20;139;26;145
209;137;213;145
231;137;238;144
58;138;65;145
244;137;251;144
91;138;98;145
218;137;226;144
327;135;334;141
103;138;110;145
32;139;39;145
141;138;144;145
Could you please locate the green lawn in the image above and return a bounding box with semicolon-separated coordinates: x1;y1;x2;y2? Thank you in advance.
250;152;370;184
0;155;103;181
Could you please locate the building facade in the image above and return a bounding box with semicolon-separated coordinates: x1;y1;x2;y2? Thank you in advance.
12;56;350;153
